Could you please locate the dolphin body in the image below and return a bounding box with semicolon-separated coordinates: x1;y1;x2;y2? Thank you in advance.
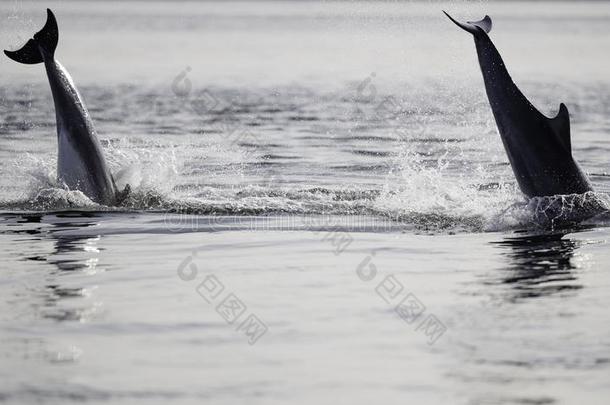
4;9;128;205
444;12;593;198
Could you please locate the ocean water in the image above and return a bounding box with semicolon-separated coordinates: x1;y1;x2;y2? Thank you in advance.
1;1;610;404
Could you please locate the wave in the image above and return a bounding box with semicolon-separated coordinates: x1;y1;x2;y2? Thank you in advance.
2;180;609;235
1;139;608;234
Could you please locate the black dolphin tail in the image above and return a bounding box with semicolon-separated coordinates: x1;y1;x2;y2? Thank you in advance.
443;11;492;35
549;103;572;155
4;9;58;64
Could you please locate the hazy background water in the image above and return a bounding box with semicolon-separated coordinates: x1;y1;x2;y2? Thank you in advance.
1;1;610;404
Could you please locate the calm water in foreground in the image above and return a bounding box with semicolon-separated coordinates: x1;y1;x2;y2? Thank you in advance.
1;1;610;404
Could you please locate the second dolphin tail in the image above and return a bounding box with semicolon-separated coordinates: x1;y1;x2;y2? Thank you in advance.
443;11;492;35
4;9;58;64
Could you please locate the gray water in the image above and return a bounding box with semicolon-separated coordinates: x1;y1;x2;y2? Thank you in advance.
1;1;610;404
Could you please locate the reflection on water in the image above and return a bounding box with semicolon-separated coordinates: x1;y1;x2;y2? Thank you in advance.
7;213;104;322
42;232;101;322
43;216;102;322
492;231;587;300
48;235;101;273
0;213;103;371
17;212;102;273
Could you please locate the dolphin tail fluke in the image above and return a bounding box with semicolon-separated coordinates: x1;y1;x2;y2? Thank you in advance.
4;9;58;64
443;11;492;35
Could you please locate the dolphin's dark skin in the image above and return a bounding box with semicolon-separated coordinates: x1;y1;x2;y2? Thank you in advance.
4;9;129;205
444;12;593;198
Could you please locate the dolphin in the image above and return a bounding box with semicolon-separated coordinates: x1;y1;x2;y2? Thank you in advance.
444;11;593;198
4;9;129;205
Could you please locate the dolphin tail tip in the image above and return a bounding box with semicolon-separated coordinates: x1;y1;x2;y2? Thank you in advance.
4;8;58;64
443;11;492;35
